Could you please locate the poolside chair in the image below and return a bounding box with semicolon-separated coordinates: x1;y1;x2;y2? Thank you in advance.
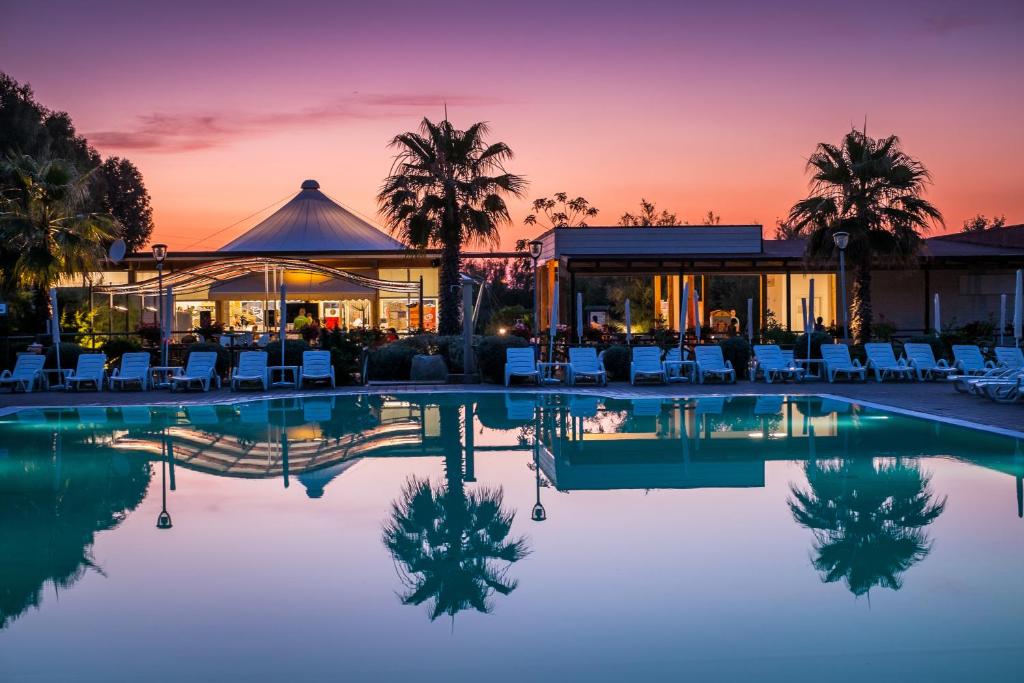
65;353;107;391
0;354;46;392
752;345;805;384
994;347;1024;369
951;345;994;376
504;347;539;386
864;343;914;382
693;346;736;384
955;348;1024;394
169;351;221;392
231;351;269;391
979;373;1024;404
663;347;691;383
627;347;664;385
300;350;335;388
903;343;957;381
108;352;151;391
567;347;607;386
819;344;867;383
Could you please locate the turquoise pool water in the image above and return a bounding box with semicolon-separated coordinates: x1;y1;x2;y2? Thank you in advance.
0;393;1022;682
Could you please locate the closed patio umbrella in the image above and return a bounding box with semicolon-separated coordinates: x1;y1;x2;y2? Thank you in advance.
1015;269;1023;346
279;282;287;362
576;292;583;345
807;279;815;358
746;297;753;342
624;299;632;346
1000;294;1007;346
692;288;701;343
680;281;690;353
933;293;941;336
49;287;62;385
548;282;559;361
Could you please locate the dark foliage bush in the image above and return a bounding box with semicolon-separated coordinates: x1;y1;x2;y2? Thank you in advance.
793;332;833;360
476;335;531;383
135;322;161;347
600;345;630;381
718;337;752;379
368;343;419;381
267;339;310;368
45;342;84;370
186;342;231;375
100;338;143;366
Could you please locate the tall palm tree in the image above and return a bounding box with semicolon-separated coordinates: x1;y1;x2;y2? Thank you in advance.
787;130;943;343
382;402;528;621
378;118;526;335
788;458;946;597
0;154;116;330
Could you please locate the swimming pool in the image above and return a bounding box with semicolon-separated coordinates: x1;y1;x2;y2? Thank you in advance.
1;393;1022;681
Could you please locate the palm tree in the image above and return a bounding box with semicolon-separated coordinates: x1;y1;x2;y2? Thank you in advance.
0;154;116;330
787;130;943;343
788;458;946;597
382;403;528;621
378;118;526;335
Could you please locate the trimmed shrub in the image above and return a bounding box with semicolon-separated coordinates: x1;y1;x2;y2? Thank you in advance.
368;343;419;381
793;332;832;360
267;339;311;368
600;345;630;381
45;342;85;370
186;342;231;375
718;337;752;379
476;335;531;384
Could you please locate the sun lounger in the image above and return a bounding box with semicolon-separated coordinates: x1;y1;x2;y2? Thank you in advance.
951;345;994;376
694;346;736;384
979;372;1024;404
820;344;867;382
954;348;1024;393
300;351;335;388
629;347;665;384
903;343;957;381
864;343;914;382
0;354;46;392
504;347;539;386
753;345;805;384
567;347;607;386
231;351;268;391
108;352;151;390
994;347;1024;369
169;351;221;392
65;353;107;391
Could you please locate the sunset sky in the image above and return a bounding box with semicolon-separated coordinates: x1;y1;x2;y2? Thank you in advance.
3;0;1022;250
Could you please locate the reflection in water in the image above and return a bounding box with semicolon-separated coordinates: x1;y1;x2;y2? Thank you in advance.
382;402;528;621
0;426;151;628
788;459;946;597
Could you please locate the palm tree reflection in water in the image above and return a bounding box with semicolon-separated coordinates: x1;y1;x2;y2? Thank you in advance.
382;403;529;622
788;458;946;597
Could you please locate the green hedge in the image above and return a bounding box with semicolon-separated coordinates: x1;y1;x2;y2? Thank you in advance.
718;337;752;379
476;335;531;383
600;345;630;381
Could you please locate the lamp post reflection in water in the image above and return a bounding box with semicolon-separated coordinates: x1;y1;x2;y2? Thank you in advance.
156;430;173;530
531;406;546;522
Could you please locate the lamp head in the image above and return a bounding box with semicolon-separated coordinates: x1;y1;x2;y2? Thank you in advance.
528;240;543;260
832;231;850;250
151;243;168;264
531;502;547;522
156;510;173;529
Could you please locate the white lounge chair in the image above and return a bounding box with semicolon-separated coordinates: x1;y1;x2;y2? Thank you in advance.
108;352;151;391
231;351;269;391
693;346;736;384
903;343;957;381
864;343;914;382
752;345;805;384
65;353;107;391
820;344;867;383
979;372;1024;404
994;347;1024;369
504;347;539;386
951;345;994;376
0;354;46;392
630;347;665;384
300;350;335;388
567;347;607;386
169;351;221;392
663;347;691;383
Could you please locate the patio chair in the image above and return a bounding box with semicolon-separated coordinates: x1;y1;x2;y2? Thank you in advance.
903;343;957;381
300;350;335;388
0;354;46;392
994;346;1024;369
169;351;221;392
231;351;269;391
630;346;666;385
864;343;915;382
979;372;1024;404
951;345;995;376
819;344;867;383
65;353;107;391
108;352;151;391
567;347;607;386
504;347;539;386
693;346;736;384
752;345;805;384
663;347;691;383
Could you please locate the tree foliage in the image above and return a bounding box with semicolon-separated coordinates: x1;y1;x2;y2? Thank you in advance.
961;213;1006;233
97;157;154;251
524;192;599;229
618;198;679;227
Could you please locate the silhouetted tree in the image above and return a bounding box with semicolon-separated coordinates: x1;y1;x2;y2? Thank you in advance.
97;157;154;252
961;213;1006;233
524;192;599;228
618;198;679;227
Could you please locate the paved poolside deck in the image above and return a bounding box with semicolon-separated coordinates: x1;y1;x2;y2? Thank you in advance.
1;379;1020;436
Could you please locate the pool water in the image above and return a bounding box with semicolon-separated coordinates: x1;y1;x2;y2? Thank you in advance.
1;393;1022;682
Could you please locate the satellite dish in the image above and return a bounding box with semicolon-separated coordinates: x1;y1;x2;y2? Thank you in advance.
108;238;126;263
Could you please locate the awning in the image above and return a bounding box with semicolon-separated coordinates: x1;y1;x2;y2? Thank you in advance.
208;272;375;301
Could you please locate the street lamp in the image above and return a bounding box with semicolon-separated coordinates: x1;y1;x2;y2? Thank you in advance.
529;240;543;339
152;244;167;366
832;231;850;344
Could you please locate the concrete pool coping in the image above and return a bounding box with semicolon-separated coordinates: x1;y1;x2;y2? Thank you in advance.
1;381;1022;440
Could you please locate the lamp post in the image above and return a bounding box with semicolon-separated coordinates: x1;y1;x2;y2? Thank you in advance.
156;432;173;530
152;243;168;366
832;231;850;344
529;240;543;339
531;412;546;522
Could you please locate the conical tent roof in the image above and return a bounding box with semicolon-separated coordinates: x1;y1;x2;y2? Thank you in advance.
219;180;406;252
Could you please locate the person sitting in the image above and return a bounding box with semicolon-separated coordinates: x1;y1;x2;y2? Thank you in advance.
813;316;826;333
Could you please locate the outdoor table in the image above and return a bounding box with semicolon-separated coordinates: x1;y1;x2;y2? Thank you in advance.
538;362;570;385
269;365;299;388
152;366;181;389
664;360;696;383
794;358;825;380
41;368;71;390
